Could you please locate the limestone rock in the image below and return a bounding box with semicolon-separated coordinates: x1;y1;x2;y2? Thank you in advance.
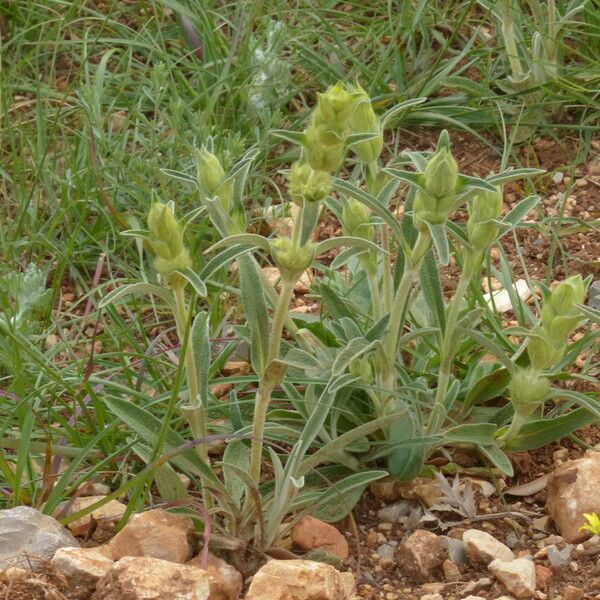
463;529;515;565
370;476;441;506
292;516;349;559
92;556;210;600
488;557;536;598
396;529;447;582
108;508;194;563
77;482;111;496
52;546;113;596
442;559;461;582
546;450;600;543
187;552;242;600
245;559;350;600
56;496;126;536
0;506;79;569
534;563;552;590
563;584;585;600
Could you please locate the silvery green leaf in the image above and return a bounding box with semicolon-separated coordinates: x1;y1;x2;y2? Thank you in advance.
458;175;497;193
200;244;253;280
271;129;306;145
121;228;152;241
346;131;380;146
330;246;368;269
427;223;450;266
552;389;600;419
181;206;206;227
191;310;210;405
380;97;427;128
501;195;540;227
376;177;402;208
384;167;425;189
222;440;250;505
176;268;207;297
206;233;271;255
316;236;383;256
99;282;175;309
238;255;270;376
486;168;545;185
290;475;305;489
333;178;404;240
331;337;379;377
160;168;196;185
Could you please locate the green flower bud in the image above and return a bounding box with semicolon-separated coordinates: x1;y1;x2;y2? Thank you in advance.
509;367;551;418
413;189;455;229
349;357;372;382
467;188;503;250
541;275;587;339
341;198;374;241
423;147;459;200
527;325;566;370
303;127;347;173
270;238;316;281
310;82;355;137
348;83;383;164
196;147;234;211
147;202;191;275
288;162;332;205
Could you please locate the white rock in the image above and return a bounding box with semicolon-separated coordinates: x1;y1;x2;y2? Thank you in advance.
245;559;350;600
56;496;126;536
547;450;600;543
187;552;243;600
0;506;79;569
484;279;531;313
108;508;194;563
489;557;536;598
52;546;113;594
463;529;515;565
93;556;210;600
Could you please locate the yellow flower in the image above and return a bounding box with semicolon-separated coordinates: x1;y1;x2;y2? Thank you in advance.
580;512;600;536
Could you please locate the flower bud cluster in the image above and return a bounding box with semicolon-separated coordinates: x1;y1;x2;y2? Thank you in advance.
348;83;383;165
303;81;383;173
147;203;191;276
527;275;588;370
413;140;460;230
270;237;316;282
508;366;551;417
196;147;234;211
288;162;332;205
341;198;374;242
467;187;503;253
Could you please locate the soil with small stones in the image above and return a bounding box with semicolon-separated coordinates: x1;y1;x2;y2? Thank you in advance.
346;432;600;599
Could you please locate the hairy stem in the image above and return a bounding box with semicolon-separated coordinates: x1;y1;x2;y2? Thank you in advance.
426;271;471;434
172;281;211;504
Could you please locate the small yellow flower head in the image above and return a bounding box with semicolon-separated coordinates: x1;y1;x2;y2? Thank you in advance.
288;162;332;205
196;147;234;211
541;275;588;339
423;146;459;200
348;83;383;164
341;198;374;241
270;238;316;281
508;367;551;417
580;512;600;536
311;82;355;136
467;187;503;250
147;202;191;275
